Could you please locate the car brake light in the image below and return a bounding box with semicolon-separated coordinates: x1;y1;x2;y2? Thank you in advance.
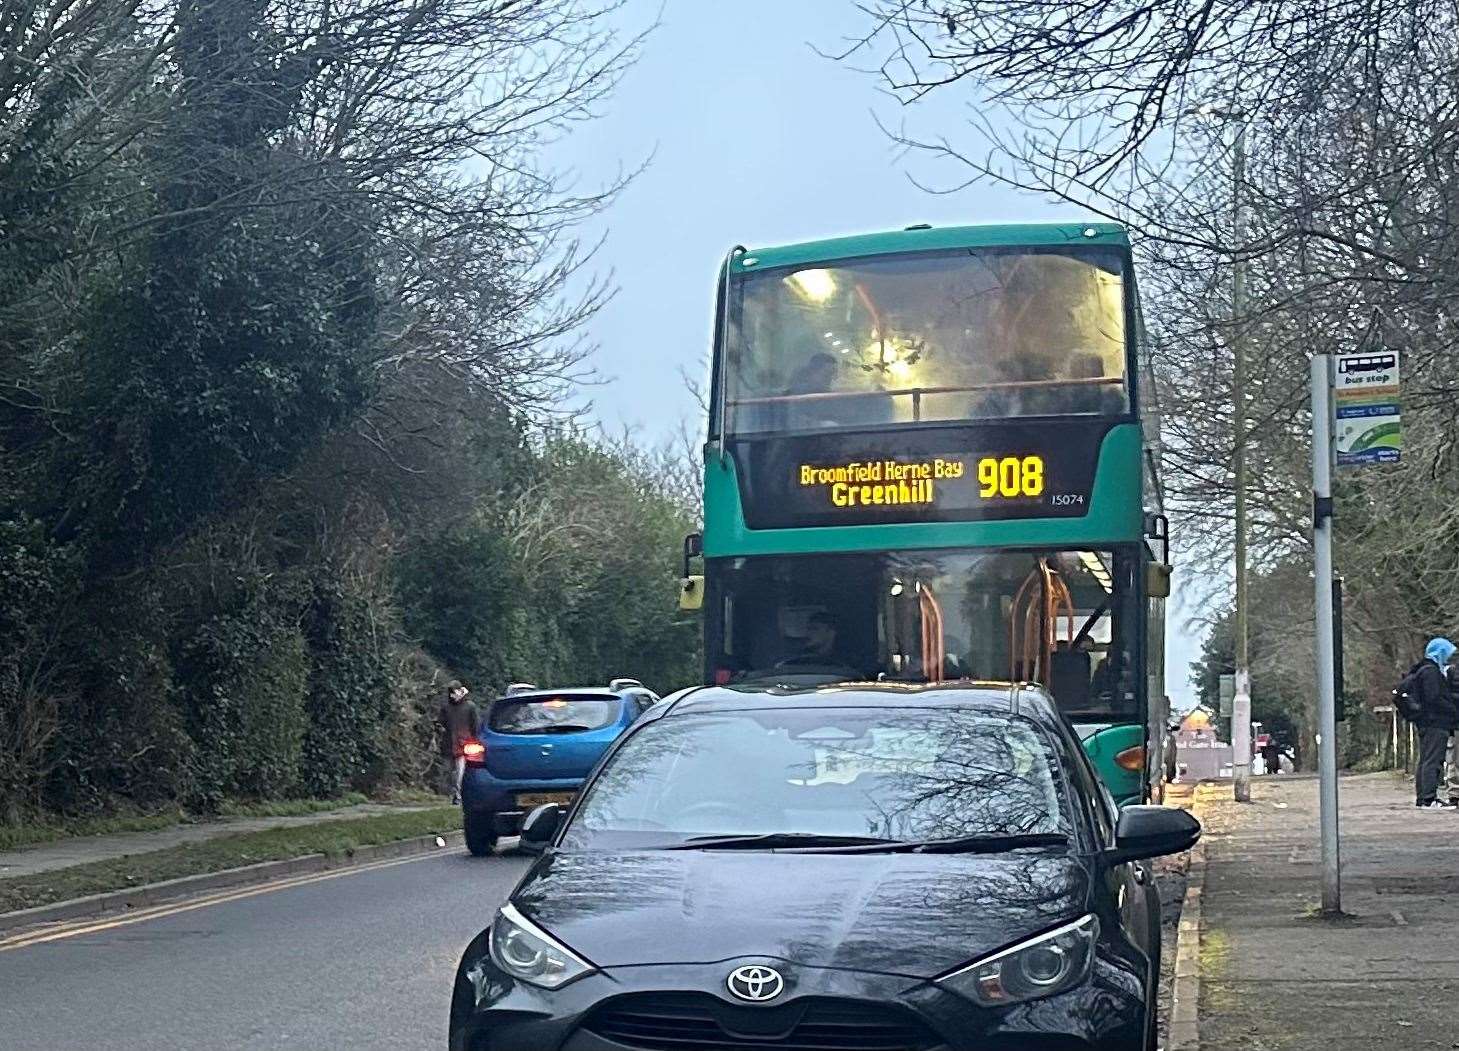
462;740;485;760
1115;745;1145;772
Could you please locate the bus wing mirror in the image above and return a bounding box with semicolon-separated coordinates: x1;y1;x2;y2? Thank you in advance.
679;574;705;611
682;532;703;577
1146;562;1172;599
680;533;705;611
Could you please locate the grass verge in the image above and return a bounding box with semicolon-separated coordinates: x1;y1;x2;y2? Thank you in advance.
1;792;445;852
0;807;462;914
217;793;370;818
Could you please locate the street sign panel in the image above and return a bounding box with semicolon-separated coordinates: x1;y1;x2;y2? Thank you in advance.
1219;673;1235;717
1334;351;1400;466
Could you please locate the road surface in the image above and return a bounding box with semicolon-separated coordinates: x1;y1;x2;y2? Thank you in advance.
0;848;532;1050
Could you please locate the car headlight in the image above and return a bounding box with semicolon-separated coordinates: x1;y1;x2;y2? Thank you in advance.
938;914;1099;1006
489;903;595;989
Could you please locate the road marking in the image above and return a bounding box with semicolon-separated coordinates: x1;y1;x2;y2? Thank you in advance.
0;852;449;953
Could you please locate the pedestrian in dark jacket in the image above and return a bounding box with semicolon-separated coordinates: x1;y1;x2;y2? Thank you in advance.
1412;638;1458;810
436;680;478;805
1261;739;1282;777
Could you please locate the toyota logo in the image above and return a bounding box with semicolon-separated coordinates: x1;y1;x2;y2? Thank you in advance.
726;965;785;1003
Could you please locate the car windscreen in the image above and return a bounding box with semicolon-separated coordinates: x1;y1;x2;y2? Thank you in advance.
560;706;1070;849
488;696;620;734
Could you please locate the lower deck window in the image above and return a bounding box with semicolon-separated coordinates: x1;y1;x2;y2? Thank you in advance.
708;547;1140;721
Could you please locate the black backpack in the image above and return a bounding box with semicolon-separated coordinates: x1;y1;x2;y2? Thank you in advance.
1393;663;1426;722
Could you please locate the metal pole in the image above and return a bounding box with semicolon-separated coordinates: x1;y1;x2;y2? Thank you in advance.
1232;123;1253;803
1311;353;1341;914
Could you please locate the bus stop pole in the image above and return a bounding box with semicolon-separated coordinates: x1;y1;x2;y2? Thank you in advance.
1231;123;1253;805
1311;354;1341;915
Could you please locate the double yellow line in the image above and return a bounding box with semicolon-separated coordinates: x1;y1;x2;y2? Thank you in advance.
0;852;439;953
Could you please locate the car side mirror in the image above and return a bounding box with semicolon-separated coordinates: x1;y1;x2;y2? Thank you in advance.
1106;805;1200;864
520;804;564;852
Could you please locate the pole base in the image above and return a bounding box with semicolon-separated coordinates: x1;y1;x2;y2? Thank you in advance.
1233;761;1252;803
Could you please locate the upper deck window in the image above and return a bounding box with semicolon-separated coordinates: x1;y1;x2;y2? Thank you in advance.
722;247;1128;435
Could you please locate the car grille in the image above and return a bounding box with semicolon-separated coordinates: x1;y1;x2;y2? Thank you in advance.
583;992;939;1050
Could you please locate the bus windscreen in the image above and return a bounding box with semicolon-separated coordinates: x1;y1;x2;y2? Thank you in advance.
708;547;1140;722
723;247;1127;435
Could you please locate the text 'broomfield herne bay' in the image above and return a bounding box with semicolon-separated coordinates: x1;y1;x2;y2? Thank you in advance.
797;458;965;507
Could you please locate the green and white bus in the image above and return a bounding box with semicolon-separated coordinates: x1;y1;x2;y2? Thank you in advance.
681;223;1171;805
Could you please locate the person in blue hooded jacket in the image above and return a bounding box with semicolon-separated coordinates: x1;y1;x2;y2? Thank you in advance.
1412;638;1459;810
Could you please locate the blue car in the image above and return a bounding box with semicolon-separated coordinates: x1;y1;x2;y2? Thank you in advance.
461;680;659;855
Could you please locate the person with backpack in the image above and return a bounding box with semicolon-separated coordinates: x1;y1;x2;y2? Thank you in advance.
1446;664;1459;808
1406;638;1459;810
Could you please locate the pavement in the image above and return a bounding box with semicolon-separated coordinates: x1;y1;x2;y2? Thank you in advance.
0;845;532;1050
0;803;440;879
1195;772;1459;1050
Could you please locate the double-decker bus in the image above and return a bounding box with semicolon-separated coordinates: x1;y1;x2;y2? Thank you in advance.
680;223;1171;805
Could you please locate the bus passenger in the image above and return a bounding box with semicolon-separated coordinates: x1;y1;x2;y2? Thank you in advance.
1064;352;1119;414
787;352;839;395
971;358;1026;417
974;355;1062;417
782;352;846;430
1090;649;1120;702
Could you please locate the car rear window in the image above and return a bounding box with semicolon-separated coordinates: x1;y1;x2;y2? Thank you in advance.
488;696;620;734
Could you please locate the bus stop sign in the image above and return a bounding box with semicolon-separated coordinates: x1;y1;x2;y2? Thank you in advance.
1334;351;1400;466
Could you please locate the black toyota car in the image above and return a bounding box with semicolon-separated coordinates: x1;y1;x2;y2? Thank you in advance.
448;683;1199;1051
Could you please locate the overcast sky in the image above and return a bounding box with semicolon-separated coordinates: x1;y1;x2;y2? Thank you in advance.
546;0;1205;710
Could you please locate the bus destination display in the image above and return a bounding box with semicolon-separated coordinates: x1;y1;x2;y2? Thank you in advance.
730;422;1111;529
797;455;1044;509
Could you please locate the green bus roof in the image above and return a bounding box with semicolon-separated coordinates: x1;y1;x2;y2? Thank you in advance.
732;222;1130;274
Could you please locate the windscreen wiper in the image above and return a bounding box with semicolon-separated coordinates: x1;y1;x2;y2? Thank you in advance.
911;832;1069;854
663;833;913;852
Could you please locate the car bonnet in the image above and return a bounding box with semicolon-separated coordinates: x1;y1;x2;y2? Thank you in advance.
510;847;1092;979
